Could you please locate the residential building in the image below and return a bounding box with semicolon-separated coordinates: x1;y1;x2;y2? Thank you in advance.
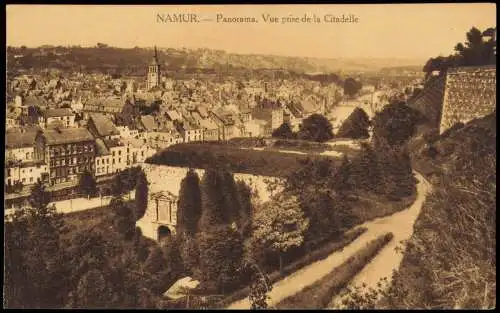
38;108;75;129
36;127;96;185
5;131;39;164
104;138;128;173
94;138;113;177
87;114;121;140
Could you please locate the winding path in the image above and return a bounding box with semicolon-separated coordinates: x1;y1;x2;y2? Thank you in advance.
227;171;431;309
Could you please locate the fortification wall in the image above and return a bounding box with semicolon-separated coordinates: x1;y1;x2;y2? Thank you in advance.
407;74;446;128
440;65;496;133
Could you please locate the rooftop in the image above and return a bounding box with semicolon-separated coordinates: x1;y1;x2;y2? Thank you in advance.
89;114;120;137
43;108;73;118
6;131;38;149
43;128;95;145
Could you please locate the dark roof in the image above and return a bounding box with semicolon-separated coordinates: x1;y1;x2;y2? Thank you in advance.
43;128;95;145
89;114;120;137
44;108;73;118
285;102;304;117
6;131;38;149
95;138;110;156
103;138;124;149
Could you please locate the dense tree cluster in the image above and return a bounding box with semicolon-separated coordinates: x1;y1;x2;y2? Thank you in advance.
336;108;371;139
423;26;496;79
4;181;182;309
296;114;334;142
343;77;363;97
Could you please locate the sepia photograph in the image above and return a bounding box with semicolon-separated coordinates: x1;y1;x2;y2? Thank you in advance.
4;3;496;309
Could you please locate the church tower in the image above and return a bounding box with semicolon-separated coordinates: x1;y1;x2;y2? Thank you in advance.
147;46;161;90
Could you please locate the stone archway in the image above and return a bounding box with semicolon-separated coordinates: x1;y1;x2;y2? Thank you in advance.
157;225;172;242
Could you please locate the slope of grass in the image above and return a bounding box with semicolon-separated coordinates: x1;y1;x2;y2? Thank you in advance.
276;233;394;309
383;113;496;309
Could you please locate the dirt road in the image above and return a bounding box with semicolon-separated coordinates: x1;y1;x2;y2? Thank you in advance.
227;171;431;309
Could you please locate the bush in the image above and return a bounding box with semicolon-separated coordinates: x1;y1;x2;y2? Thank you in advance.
272;122;295;139
276;232;394;309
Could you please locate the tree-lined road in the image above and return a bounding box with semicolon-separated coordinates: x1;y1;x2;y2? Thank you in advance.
227;171;431;309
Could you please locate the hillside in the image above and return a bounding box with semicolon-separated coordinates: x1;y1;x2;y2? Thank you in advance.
7;45;424;76
382;112;496;309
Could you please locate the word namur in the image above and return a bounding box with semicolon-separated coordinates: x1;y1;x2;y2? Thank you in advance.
157;13;199;23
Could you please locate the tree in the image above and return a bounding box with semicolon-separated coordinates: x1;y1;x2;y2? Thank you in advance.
110;197;136;240
343;77;363;97
272;122;295;139
253;193;309;274
247;263;272;310
197;226;244;293
135;170;149;221
296;114;334;142
198;168;231;229
78;169;97;199
4;181;69;308
236;180;253;237
336;107;371;139
176;169;202;236
372;101;424;148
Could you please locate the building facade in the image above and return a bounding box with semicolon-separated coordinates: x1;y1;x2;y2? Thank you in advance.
36;128;96;185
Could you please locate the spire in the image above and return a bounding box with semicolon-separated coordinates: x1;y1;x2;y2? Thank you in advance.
154;45;158;59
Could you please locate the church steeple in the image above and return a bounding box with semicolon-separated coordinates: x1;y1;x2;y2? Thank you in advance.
147;45;161;90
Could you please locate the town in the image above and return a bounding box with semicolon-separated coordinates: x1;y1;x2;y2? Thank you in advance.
4;4;496;311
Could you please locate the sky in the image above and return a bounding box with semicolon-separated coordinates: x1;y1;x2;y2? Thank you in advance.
6;4;496;61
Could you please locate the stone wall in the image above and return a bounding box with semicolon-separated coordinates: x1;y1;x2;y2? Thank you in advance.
440;65;496;133
407;74;446;128
136;163;283;241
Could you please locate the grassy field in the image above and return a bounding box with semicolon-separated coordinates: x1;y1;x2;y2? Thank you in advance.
146;142;344;177
275;233;394;309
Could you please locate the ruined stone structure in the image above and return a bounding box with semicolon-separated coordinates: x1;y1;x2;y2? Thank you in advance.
439;65;496;133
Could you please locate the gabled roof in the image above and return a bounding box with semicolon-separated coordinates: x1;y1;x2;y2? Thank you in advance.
89;114;120;137
166;110;182;121
140;115;158;132
6;131;38;149
43;108;73;118
43;128;94;145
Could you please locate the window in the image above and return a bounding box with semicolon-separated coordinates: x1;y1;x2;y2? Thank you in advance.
97;159;100;165
112;151;115;157
118;158;121;163
22;178;26;183
118;150;121;156
106;159;109;164
112;159;115;164
30;177;33;182
31;152;34;159
26;152;30;159
30;169;32;173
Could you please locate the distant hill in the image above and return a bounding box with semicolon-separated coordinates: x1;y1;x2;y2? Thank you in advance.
6;45;425;76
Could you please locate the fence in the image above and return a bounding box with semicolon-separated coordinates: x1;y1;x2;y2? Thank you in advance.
159;294;226;309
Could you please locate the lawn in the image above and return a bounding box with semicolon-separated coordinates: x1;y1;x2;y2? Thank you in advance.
146;142;344;177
